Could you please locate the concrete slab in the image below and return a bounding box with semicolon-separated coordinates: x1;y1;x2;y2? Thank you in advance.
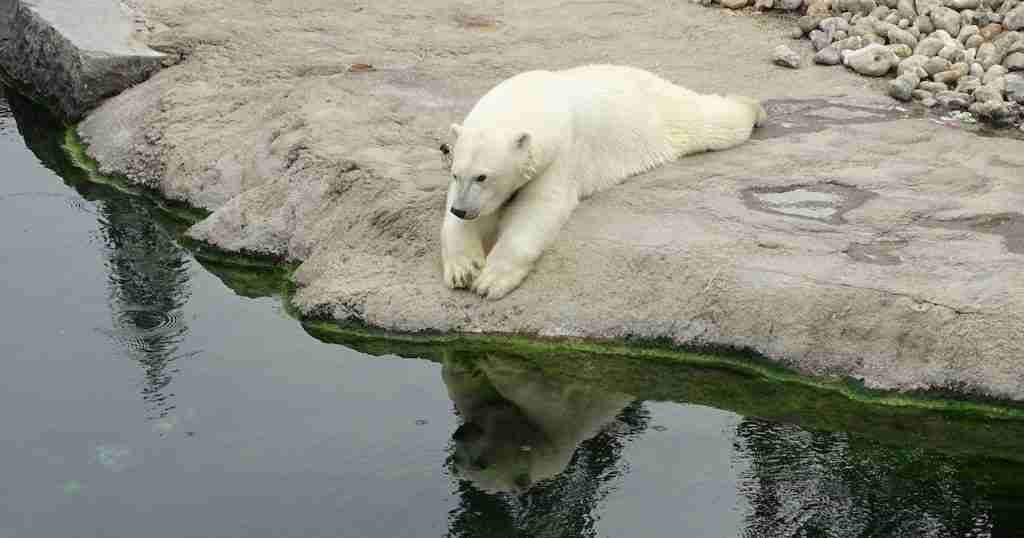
0;0;165;121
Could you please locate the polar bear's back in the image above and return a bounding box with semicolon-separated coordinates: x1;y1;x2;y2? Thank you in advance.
462;65;762;198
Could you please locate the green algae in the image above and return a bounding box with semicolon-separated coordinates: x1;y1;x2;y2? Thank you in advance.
8;83;1024;448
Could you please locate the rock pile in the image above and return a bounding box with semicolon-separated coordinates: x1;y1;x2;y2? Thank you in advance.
701;0;1024;127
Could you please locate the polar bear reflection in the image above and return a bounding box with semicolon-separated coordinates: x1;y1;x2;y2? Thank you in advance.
442;356;634;494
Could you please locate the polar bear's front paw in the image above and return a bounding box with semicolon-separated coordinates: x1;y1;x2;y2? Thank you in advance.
444;255;484;289
472;262;530;300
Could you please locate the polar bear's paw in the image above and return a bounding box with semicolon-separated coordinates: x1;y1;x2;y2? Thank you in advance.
472;262;531;301
444;255;484;289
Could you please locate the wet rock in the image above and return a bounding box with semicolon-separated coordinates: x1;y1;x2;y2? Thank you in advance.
1006;50;1024;67
920;80;951;90
1006;5;1024;29
888;26;920;46
931;6;963;35
843;42;899;74
811;29;832;51
814;45;844;63
935;89;973;106
915;36;946;55
773;45;803;67
1005;72;1024;101
889;73;922;98
923;56;953;73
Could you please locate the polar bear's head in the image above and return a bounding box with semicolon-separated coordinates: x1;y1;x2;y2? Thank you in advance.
447;123;535;220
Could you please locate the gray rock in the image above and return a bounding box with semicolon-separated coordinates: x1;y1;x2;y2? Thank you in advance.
939;44;966;62
898;0;917;17
815;45;844;63
1005;72;1024;101
811;29;833;51
898;54;932;74
889;26;920;46
889;73;922;99
975;83;1006;101
773;44;803;67
935;89;973;106
924;56;954;73
0;0;167;122
920;80;952;90
799;15;826;33
916;0;942;15
957;75;984;91
1006;50;1024;67
985;64;1010;81
949;0;982;7
1006;5;1024;29
843;42;899;74
965;34;986;48
915;36;946;55
916;14;936;32
931;7;963;36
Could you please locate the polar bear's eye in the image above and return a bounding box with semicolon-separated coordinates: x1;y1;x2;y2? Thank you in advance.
475;175;487;183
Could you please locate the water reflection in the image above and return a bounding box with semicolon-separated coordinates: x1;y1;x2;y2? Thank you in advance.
6;89;195;420
441;354;648;537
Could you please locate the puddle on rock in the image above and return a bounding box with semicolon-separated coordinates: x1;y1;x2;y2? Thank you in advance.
922;213;1024;254
753;98;918;139
742;182;877;225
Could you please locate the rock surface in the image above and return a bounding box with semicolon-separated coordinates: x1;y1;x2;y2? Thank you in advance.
65;0;1024;401
0;0;166;121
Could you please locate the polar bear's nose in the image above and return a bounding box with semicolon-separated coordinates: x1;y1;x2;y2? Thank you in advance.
450;207;468;219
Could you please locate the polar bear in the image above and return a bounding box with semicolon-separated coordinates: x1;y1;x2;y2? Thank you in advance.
442;64;766;299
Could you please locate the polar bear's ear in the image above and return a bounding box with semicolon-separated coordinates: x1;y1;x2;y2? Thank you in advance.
514;132;530;151
450;123;463;138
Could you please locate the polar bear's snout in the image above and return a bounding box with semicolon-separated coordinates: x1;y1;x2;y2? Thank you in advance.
450;207;472;220
450;177;485;220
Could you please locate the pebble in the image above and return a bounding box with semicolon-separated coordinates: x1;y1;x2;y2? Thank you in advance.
915;36;946;55
949;0;981;8
799;15;826;34
924;56;953;73
778;0;804;9
889;73;922;99
975;83;1006;101
958;24;981;41
965;34;985;48
984;64;1010;82
773;44;803;68
899;17;912;27
913;89;935;99
934;68;965;82
920;80;951;91
837;35;868;50
957;75;984;91
917;14;936;32
811;29;832;51
897;0;916;18
916;0;942;16
885;11;903;23
889;43;915;56
970;100;1013;120
721;0;751;8
872;5;892;18
939;44;966;62
888;26;920;46
922;96;939;106
843;43;900;74
979;23;1004;41
932;6;964;35
755;0;775;9
815;45;844;63
1005;51;1024;68
935;89;973;107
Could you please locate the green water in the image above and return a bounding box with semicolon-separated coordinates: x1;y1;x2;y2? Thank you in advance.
2;87;1024;538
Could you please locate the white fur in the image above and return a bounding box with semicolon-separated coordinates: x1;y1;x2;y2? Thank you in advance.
442;64;766;299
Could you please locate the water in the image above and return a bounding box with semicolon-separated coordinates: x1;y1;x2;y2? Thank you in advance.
2;88;1024;538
